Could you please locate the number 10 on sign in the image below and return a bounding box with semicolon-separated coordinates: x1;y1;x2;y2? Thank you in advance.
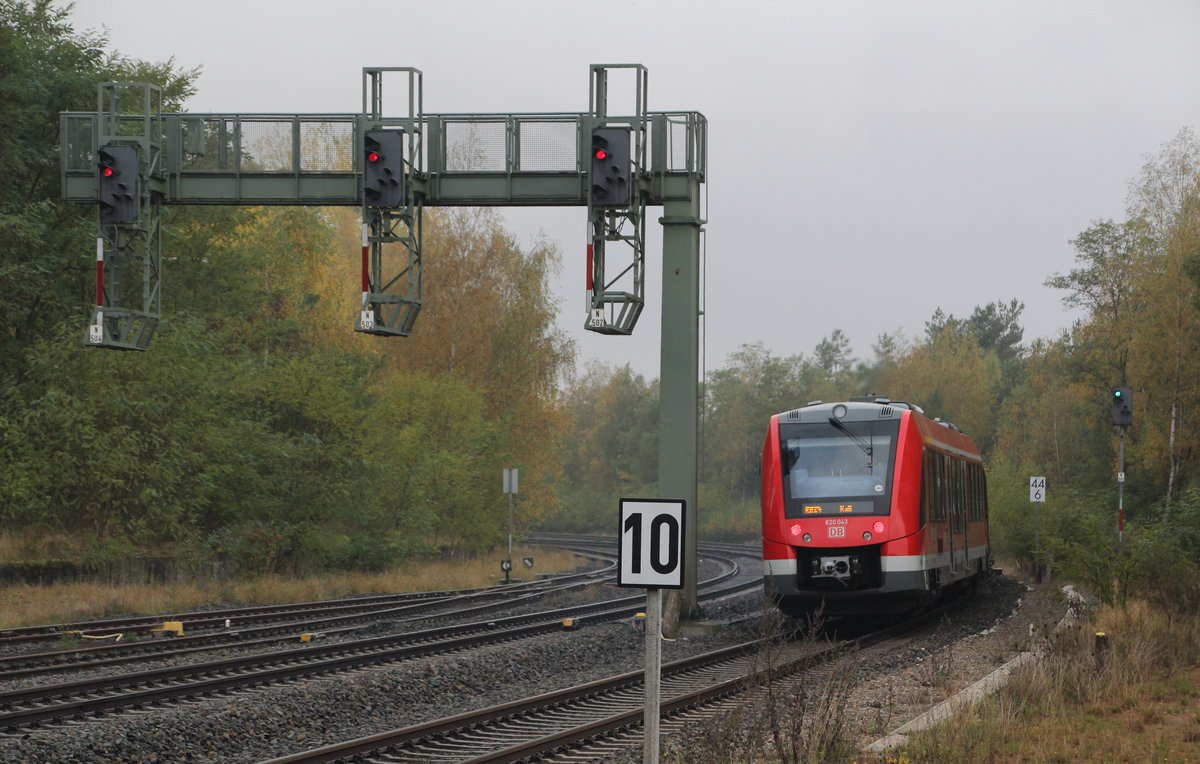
618;499;686;589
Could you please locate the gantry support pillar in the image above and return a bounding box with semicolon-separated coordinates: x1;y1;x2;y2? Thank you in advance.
658;181;704;620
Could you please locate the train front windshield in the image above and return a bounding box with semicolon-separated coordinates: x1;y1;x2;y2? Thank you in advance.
779;419;900;518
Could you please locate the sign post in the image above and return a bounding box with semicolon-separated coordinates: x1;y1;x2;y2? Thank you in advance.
1117;431;1126;550
1030;476;1045;581
618;498;685;764
503;468;519;584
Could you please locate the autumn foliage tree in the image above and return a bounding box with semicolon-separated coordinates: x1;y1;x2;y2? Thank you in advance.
0;3;571;571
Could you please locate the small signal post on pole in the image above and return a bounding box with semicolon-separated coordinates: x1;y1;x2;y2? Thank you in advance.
618;498;685;764
503;468;519;584
1111;387;1132;549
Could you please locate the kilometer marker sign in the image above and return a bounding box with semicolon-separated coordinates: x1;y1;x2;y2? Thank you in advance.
1029;476;1046;503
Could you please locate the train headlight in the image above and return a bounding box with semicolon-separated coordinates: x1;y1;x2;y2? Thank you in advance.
873;521;886;534
862;531;872;541
802;533;811;542
790;523;802;536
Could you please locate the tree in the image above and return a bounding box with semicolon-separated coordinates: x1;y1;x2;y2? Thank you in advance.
0;1;197;370
874;327;1001;450
814;329;854;378
1046;219;1148;387
966;299;1025;362
1125;128;1200;504
555;362;658;530
702;343;841;499
924;308;968;344
924;300;1024;361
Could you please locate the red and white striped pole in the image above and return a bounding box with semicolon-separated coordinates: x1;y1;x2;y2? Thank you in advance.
361;222;370;297
359;222;374;331
88;237;105;343
585;242;594;305
95;237;105;307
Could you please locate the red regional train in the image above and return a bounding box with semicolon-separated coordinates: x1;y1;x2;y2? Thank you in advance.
761;397;991;616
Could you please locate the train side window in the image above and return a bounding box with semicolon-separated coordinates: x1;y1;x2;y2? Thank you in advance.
979;464;990;520
935;453;946;522
962;462;971;523
951;459;961;524
929;452;938;522
960;461;968;523
958;460;968;524
965;463;972;521
970;464;980;521
966;464;975;521
920;448;930;527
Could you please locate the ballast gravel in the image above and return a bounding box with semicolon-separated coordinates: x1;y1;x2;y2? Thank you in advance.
0;567;1060;763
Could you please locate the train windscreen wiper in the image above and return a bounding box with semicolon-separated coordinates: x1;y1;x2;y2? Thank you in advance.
827;417;874;469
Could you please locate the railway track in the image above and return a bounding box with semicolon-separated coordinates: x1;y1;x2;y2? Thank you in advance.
263;598;955;763
0;551;615;650
0;565;612;680
0;549;753;734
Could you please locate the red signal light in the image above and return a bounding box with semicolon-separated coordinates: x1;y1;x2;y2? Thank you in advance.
594;149;608;161
101;166;114;177
366;151;380;163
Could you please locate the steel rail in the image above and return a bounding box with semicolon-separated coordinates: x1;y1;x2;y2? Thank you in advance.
0;556;615;678
0;551;616;647
0;576;600;680
263;600;953;763
0;555;748;733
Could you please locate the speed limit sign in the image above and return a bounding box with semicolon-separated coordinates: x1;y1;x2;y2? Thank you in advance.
618;499;686;589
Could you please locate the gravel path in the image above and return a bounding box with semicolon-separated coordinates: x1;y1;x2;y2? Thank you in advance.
0;569;1059;763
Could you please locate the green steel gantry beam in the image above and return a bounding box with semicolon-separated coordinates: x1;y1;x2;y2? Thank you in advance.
59;65;707;619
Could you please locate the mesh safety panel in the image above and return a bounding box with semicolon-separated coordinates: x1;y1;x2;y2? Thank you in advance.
300;121;353;172
517;121;577;172
444;120;507;172
240;121;293;172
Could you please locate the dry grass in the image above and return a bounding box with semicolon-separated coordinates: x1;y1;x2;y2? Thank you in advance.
886;598;1200;763
0;529;77;562
0;546;583;629
666;603;861;764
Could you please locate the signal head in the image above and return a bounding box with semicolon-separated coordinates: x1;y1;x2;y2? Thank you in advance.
1110;385;1133;426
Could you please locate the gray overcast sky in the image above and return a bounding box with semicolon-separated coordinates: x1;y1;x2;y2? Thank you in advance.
67;0;1200;379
